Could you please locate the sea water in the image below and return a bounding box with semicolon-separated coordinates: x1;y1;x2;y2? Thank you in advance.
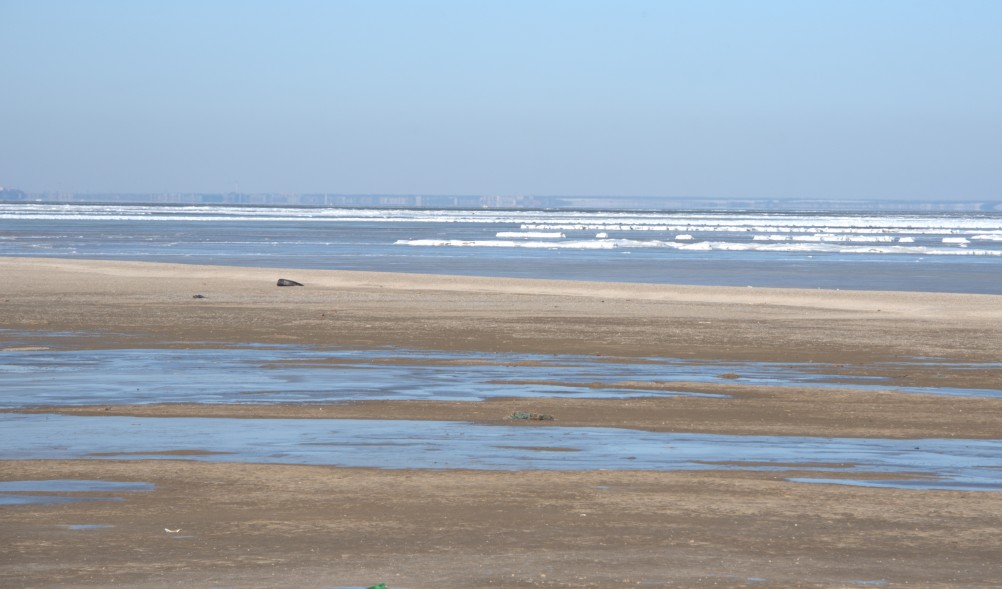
2;203;1000;293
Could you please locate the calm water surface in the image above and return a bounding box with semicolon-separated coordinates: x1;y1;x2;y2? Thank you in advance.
3;413;1000;491
2;342;1000;407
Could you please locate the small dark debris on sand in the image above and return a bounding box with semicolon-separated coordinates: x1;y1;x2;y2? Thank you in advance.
277;279;304;287
192;294;207;299
507;411;555;421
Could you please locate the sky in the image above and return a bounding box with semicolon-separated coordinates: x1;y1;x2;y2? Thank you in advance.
1;0;1000;200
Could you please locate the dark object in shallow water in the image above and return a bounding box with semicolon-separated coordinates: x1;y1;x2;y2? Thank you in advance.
508;411;555;421
277;279;304;287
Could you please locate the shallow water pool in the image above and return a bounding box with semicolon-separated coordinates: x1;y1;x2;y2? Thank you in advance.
2;342;998;407
2;414;1000;491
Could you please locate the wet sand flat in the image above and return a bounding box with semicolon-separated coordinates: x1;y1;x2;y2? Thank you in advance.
3;256;1002;587
17;389;1002;440
5;460;1002;588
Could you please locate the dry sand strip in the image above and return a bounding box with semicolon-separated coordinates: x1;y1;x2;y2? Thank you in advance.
1;256;1001;363
4;459;1002;589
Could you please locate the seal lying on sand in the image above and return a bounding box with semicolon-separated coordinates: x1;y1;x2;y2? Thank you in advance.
276;278;304;287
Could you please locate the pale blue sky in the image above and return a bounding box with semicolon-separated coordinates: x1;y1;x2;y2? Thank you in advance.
2;0;1000;199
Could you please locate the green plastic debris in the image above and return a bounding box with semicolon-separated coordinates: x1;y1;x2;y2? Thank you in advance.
366;584;388;589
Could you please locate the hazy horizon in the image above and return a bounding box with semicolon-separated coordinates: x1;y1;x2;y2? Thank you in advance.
6;190;1001;214
2;1;1000;201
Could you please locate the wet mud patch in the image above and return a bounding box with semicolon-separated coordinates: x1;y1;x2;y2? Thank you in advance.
0;480;155;492
695;460;858;469
0;479;154;506
0;495;125;506
492;445;581;452
86;449;233;457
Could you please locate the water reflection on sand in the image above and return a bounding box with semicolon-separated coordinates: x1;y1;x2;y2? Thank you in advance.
3;414;1001;491
2;342;1000;408
4;332;1002;493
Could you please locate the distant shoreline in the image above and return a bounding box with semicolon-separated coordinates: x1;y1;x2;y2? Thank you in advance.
4;190;1001;212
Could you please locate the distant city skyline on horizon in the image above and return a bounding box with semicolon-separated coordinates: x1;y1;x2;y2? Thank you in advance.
3;186;1000;212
